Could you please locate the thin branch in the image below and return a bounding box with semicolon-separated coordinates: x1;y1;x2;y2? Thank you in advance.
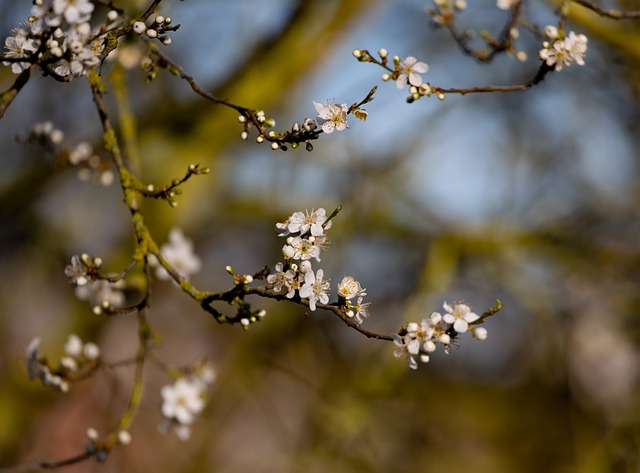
0;451;95;473
433;61;554;95
146;44;324;146
0;66;32;119
201;285;395;342
571;0;640;19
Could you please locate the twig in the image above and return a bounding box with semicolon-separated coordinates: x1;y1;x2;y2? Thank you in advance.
0;451;95;473
571;0;640;19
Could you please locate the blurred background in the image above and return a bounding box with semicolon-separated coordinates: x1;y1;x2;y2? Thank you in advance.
1;0;639;471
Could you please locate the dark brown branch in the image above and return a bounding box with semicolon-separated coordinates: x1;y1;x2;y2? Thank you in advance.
0;451;95;473
200;285;394;342
572;0;640;19
433;61;554;95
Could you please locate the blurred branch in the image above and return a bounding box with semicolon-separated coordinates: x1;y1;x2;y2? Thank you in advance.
571;0;640;19
0;66;31;119
0;452;96;473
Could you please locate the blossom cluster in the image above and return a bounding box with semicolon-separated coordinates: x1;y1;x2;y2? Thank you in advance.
25;122;115;186
2;0;117;78
65;254;125;313
68;141;115;186
26;334;101;392
159;363;216;441
238;98;354;152
353;49;437;103
268;208;369;322
539;26;588;71
428;0;468;26
426;0;528;63
132;15;177;46
150;228;202;282
393;302;487;369
28;121;64;148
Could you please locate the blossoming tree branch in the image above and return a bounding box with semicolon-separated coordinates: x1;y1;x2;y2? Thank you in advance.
0;0;638;471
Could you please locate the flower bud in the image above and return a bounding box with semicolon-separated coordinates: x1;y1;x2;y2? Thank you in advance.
133;21;146;34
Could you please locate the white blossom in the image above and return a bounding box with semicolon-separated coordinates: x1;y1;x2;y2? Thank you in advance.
349;296;371;324
337;276;363;300
396;56;429;89
287;208;331;236
267;262;289;292
53;0;94;24
65;254;90;286
539;30;588;71
313;100;348;134
160;367;215;441
161;378;205;425
393;334;421;370
299;269;330;311
3;32;38;73
496;0;517;9
75;279;125;309
282;236;321;262
442;302;479;333
152;228;202;281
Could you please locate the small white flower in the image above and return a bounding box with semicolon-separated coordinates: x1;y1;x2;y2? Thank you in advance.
64;334;83;357
442;302;479;333
287;208;331;237
153;228;202;281
75;279;125;308
393;335;420;370
337;276;362;300
313;100;348;134
351;296;371;324
3;33;38;73
299;269;330;311
65;255;90;286
53;0;94;24
267;262;289;292
396;56;429;89
563;31;588;66
539;30;588;71
496;0;517;10
161;378;205;425
283;236;321;262
284;269;303;298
